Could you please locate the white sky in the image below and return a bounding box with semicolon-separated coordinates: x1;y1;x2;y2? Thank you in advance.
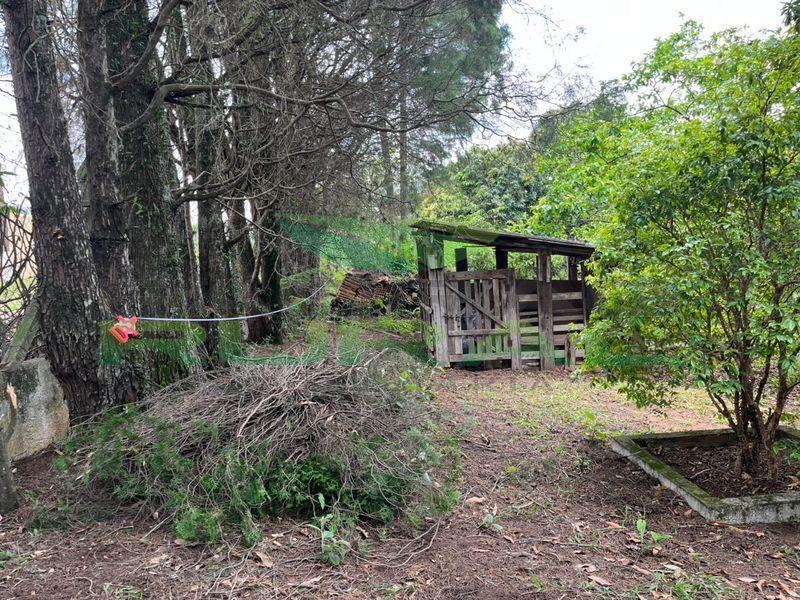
0;0;787;202
503;0;784;83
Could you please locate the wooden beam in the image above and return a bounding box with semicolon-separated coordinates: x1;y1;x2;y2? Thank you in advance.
506;270;522;370
428;268;450;367
580;261;596;325
568;256;579;281
446;269;511;281
495;248;508;269
537;251;555;370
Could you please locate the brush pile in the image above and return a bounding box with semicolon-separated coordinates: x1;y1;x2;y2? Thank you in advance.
140;349;431;473
67;350;449;545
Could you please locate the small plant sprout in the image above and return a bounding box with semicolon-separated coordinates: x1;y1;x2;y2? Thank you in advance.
480;512;503;533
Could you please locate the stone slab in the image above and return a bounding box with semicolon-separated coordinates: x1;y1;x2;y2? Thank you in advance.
0;358;68;460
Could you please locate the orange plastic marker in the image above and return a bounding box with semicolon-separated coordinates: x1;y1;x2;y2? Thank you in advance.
108;315;140;344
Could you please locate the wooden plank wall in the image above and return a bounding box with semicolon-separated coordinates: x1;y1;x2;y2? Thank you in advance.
415;235;588;370
517;278;585;367
441;269;521;367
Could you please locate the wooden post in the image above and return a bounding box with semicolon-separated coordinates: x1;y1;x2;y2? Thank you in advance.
537;251;555;370
416;234;449;367
505;269;522;370
429;267;450;368
568;256;578;281
580;261;595;326
455;247;468;272
495;247;508;269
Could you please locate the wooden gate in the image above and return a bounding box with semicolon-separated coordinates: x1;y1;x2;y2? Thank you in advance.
432;269;522;369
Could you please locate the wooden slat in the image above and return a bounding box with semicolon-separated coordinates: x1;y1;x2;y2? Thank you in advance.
553;292;583;301
506;271;522;370
449;352;512;363
428;268;450;367
482;278;491;354
446;269;512;281
448;328;509;336
449;276;461;357
466;282;476;355
444;281;504;327
517;291;583;303
492;278;503;354
537;251;555;370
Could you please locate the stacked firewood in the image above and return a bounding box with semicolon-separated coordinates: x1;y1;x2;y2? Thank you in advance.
333;271;418;315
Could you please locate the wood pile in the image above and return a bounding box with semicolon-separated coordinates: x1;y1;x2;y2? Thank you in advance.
336;271;394;303
333;271;418;314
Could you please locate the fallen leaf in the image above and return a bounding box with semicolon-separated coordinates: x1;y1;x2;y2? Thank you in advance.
252;551;273;568
589;575;611;587
293;576;323;588
147;553;169;566
662;564;684;579
577;564;598;573
778;581;799;598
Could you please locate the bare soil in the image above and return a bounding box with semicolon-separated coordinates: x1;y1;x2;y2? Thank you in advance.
1;368;800;599
648;443;800;498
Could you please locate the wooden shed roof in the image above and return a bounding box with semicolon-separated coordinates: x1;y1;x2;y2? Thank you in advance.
412;220;594;258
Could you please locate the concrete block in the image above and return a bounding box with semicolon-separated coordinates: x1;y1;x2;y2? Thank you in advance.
612;428;800;524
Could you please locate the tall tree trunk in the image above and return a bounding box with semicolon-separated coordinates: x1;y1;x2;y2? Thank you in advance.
398;89;410;216
379;130;396;209
227;200;269;342
4;0;132;420
107;0;188;318
178;201;203;315
78;0;139;315
260;240;283;344
195;117;236;318
0;437;17;513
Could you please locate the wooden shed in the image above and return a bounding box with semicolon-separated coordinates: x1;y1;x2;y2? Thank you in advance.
413;220;595;370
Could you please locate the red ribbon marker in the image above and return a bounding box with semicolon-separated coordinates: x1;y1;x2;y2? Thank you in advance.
108;315;140;344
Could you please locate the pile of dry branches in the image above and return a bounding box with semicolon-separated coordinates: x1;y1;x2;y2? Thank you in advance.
71;349;443;543
141;349;431;472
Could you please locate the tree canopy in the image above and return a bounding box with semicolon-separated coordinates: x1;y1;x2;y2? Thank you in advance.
421;21;800;474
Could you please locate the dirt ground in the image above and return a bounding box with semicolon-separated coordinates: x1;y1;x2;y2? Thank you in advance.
1;368;800;599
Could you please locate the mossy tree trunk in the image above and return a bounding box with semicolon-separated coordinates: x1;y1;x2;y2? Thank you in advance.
78;0;139;315
107;0;189;319
3;0;132;420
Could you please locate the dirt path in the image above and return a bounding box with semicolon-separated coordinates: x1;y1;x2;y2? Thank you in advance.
1;369;799;599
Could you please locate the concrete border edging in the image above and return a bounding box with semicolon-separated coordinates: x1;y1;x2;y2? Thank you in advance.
611;427;800;524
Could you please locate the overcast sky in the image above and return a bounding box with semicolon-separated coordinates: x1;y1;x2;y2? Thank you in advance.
0;0;787;202
503;0;784;83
